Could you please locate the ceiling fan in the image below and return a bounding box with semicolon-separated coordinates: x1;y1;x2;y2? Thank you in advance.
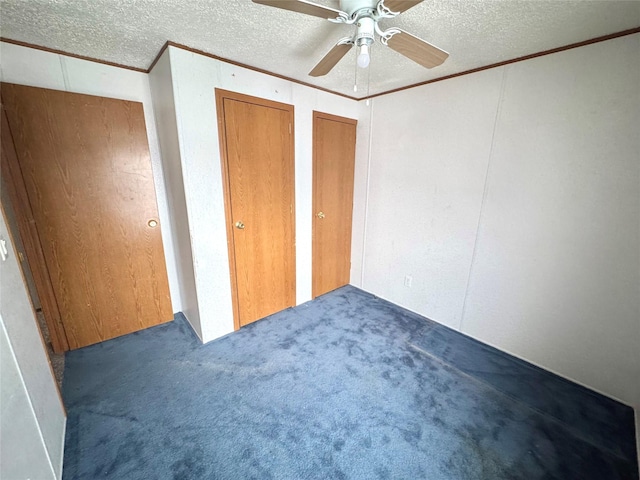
252;0;449;77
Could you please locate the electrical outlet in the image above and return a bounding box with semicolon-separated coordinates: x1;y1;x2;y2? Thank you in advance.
404;275;412;288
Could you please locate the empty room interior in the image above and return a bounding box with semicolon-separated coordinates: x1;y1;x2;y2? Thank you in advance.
0;1;638;479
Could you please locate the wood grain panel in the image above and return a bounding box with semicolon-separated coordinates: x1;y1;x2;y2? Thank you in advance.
216;89;296;328
312;111;357;298
2;83;173;349
383;0;423;14
252;0;343;19
309;42;353;77
386;29;448;69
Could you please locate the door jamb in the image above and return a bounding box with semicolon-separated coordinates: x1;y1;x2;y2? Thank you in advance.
1;102;69;352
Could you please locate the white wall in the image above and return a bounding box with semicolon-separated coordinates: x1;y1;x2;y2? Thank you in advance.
1;318;56;480
357;32;640;415
0;206;66;479
0;41;182;313
162;46;362;342
462;34;640;405
352;68;504;329
149;50;201;337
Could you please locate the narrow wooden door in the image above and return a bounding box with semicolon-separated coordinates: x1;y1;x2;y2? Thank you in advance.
2;83;173;349
312;111;357;298
216;90;296;329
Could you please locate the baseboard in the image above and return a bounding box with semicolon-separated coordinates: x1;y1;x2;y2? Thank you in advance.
57;419;66;479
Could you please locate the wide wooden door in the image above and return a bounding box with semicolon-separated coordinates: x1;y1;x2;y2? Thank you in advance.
2;83;173;349
216;89;296;329
312;111;357;298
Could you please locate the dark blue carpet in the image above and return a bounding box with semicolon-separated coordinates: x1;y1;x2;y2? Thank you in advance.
62;286;638;479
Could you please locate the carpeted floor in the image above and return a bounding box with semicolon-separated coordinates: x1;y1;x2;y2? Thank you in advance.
62;286;638;479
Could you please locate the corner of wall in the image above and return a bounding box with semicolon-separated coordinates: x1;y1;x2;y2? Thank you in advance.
148;48;203;341
350;98;374;289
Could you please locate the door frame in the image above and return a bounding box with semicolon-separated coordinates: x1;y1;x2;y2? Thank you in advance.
0;102;69;352
312;111;357;299
215;89;296;330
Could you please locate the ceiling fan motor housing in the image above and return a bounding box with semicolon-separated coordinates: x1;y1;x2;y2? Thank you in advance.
356;16;375;47
340;1;383;49
340;0;378;17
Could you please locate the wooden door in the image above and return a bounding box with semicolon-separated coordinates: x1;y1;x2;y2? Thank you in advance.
216;89;296;329
312;111;357;298
2;83;173;349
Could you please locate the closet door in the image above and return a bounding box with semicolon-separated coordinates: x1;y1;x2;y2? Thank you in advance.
312;111;357;298
2;83;173;349
216;89;296;328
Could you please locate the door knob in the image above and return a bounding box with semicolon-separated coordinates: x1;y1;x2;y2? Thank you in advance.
147;219;158;228
316;211;325;219
235;221;245;229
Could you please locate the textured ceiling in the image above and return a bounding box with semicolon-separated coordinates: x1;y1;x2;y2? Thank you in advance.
1;0;639;98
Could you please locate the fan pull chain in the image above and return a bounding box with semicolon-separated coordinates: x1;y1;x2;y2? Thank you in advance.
366;44;372;100
353;50;359;92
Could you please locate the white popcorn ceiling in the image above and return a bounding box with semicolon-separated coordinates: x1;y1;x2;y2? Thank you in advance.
1;0;639;98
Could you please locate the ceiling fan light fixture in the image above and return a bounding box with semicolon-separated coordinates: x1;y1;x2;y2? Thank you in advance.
357;43;370;68
355;15;375;69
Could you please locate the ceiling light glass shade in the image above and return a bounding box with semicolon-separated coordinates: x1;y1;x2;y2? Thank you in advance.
357;44;370;68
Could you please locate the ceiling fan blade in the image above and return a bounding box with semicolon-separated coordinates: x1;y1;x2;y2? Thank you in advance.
309;39;354;77
382;0;424;14
386;29;448;69
252;0;346;20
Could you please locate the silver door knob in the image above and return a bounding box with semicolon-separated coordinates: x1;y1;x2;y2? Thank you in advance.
235;221;245;229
